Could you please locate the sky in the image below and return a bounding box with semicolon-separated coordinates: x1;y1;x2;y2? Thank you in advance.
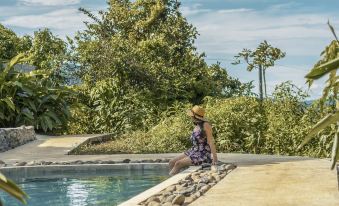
1;0;338;100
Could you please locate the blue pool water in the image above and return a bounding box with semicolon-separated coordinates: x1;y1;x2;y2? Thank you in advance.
0;169;169;206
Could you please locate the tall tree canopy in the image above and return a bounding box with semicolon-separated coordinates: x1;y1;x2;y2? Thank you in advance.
74;0;245;105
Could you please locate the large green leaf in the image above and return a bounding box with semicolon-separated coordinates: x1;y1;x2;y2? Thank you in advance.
2;97;16;111
305;57;339;80
298;112;339;149
0;172;28;205
330;124;339;170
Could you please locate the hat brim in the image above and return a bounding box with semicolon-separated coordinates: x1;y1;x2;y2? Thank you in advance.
186;109;208;121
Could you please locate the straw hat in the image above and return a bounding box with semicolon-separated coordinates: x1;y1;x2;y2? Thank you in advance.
187;105;208;121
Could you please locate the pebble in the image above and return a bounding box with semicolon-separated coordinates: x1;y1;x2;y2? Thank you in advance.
172;195;185;205
14;162;27;166
165;185;176;192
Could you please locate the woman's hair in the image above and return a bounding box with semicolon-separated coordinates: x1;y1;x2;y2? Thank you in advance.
192;116;204;125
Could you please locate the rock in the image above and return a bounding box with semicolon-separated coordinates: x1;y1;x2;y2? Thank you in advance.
147;201;160;206
14;161;27;166
73;160;84;164
122;159;131;163
165;185;176;192
220;173;227;178
0;126;36;153
200;185;211;193
212;174;221;182
146;196;160;203
0;160;5;164
209;182;216;187
162;202;172;206
161;158;171;163
94;160;103;164
104;160;116;164
197;176;209;184
184;196;195;204
197;183;207;190
26;161;36;166
161;192;172;197
172;195;185;205
194;191;201;198
164;194;175;202
175;185;196;196
225;164;237;171
155;159;162;163
130;160;141;163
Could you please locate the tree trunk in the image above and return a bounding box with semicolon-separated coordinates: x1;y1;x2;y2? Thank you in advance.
258;65;263;101
263;68;267;98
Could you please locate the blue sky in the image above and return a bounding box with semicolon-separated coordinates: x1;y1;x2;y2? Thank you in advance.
1;0;338;99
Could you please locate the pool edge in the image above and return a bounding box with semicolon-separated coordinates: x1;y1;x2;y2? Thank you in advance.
118;166;200;206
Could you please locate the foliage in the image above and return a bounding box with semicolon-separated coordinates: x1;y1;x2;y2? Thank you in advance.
66;78;156;135
72;102;192;154
76;82;331;158
233;40;286;100
0;54;72;132
64;0;253;135
299;21;339;169
0;172;28;205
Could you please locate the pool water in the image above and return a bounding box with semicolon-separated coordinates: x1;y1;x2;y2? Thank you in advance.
0;169;169;206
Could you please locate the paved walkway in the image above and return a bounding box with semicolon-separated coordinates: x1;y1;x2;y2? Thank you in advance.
1;134;339;205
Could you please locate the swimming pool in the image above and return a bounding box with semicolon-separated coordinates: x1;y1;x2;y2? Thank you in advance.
0;168;169;206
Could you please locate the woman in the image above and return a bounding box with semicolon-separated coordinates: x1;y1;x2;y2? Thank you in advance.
169;105;218;175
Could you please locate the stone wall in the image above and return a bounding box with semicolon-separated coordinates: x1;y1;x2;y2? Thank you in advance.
0;126;36;152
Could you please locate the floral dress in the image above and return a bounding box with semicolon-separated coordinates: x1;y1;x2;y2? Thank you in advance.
184;122;212;165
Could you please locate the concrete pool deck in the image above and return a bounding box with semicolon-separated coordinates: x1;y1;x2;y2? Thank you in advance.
1;134;339;205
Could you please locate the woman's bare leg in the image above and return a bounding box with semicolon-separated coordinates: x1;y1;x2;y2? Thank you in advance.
169;156;192;176
168;153;187;171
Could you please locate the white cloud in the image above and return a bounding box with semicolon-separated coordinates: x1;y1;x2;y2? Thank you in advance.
217;8;253;14
2;8;87;30
18;0;81;6
183;6;338;58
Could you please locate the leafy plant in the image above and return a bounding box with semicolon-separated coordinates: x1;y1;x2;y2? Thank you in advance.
0;54;72;132
233;41;286;100
298;21;339;169
0;172;28;205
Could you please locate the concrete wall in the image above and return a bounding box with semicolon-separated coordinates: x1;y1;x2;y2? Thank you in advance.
0;126;36;152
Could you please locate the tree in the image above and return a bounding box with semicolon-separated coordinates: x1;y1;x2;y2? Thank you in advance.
298;21;339;170
27;29;67;83
233;41;285;100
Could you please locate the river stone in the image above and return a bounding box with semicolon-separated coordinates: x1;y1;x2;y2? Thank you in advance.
146;196;160;203
225;164;237;171
14;162;27;166
184;196;195;204
166;185;176;192
164;194;175;202
161;202;172;206
200;185;211;193
172;195;185;205
147;201;160;206
26;161;37;166
195;191;201;197
121;159;130;163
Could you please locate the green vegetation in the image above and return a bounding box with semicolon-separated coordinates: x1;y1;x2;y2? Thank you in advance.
298;21;339;169
0;0;337;161
0;172;28;205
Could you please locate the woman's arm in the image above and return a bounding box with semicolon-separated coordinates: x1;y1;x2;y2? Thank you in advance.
204;122;218;165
